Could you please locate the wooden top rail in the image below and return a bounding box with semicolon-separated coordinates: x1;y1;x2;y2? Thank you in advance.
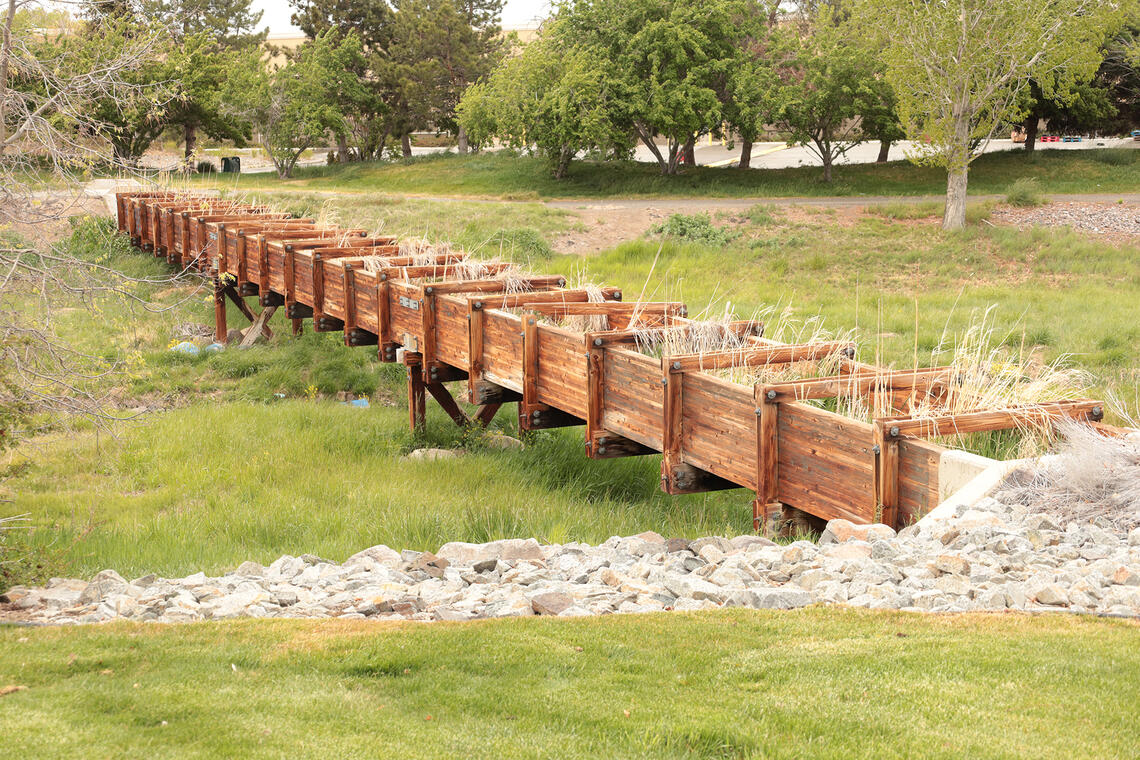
665;341;856;373
585;319;764;348
421;275;567;295
760;366;958;403
879;399;1104;439
377;262;515;281
338;253;466;269
311;244;401;257
474;287;622;309
223;220;316;233
524;301;684;317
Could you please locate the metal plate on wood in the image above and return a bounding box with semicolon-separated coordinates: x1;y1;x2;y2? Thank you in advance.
398;296;420;310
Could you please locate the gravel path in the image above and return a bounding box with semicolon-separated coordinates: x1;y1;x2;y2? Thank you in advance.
991;201;1140;236
4;495;1139;625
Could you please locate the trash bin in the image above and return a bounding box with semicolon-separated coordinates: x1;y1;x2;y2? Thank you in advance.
230;156;241;173
221;156;242;173
221;157;233;173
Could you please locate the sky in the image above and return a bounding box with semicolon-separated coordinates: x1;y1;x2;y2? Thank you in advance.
252;0;553;35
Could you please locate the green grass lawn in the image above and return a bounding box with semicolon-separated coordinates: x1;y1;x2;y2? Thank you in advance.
2;609;1138;759
187;148;1140;199
4;203;1140;586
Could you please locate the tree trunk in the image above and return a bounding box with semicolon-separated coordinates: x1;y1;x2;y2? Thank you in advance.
401;133;412;157
184;122;197;163
821;152;833;182
553;147;572;179
1023;116;1038;155
942;166;969;230
337;133;349;163
457;126;469;154
876;139;890;163
683;139;696;167
738;137;752;169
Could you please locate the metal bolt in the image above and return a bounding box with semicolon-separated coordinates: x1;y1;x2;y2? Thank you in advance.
593;337;603;347
660;378;667;386
425;286;434;294
597;446;607;455
672;361;681;371
1092;405;1103;419
474;301;483;309
766;389;777;401
614;291;622;301
754;407;762;416
889;425;900;437
872;444;881;455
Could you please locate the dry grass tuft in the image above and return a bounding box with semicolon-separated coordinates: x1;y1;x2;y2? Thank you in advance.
996;420;1140;531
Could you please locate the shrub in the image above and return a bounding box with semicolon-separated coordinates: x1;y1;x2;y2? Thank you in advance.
196;160;217;174
1005;177;1045;207
650;213;736;246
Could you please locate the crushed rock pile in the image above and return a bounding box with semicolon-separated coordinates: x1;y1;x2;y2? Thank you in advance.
4;494;1140;625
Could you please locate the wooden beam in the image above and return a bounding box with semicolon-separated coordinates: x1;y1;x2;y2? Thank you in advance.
425;382;470;427
474;403;501;427
238;305;277;348
405;275;567;295
213;278;227;344
882;400;1104;439
479;287;622;309
666;341;856;373
761;367;957;403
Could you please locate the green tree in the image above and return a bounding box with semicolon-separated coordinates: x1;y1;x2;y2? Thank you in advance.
723;1;780;169
225;31;366;178
765;4;880;182
560;0;747;175
863;0;1129;229
143;0;266;161
458;28;633;177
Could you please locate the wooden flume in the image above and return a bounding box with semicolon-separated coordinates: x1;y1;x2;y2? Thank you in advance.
116;192;1108;533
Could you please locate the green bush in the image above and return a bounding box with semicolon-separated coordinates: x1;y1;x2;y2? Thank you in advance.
196;160;217;174
1005;177;1046;207
650;213;736;246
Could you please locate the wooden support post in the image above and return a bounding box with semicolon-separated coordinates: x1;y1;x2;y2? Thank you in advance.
213;277;227;344
660;361;683;492
426;382;470;427
378;280;397;362
873;420;899;528
755;384;780;534
421;286;438;372
292;318;303;337
585;337;604;456
405;352;426;432
467;298;485;402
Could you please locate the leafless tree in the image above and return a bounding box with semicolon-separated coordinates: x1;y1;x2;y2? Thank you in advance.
0;0;196;446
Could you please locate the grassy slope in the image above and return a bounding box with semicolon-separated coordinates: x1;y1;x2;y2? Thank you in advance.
188;148;1140;199
565;205;1140;414
2;610;1138;759
4;203;1140;583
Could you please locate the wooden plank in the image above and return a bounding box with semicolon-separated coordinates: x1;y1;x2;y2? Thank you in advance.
757;385;778;507
884;400;1103;439
669;341;856;373
778;403;876;523
764;367;958;403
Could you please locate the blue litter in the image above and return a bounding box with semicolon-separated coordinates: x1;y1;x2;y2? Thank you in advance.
170;341;200;355
343;398;370;408
203;342;225;353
